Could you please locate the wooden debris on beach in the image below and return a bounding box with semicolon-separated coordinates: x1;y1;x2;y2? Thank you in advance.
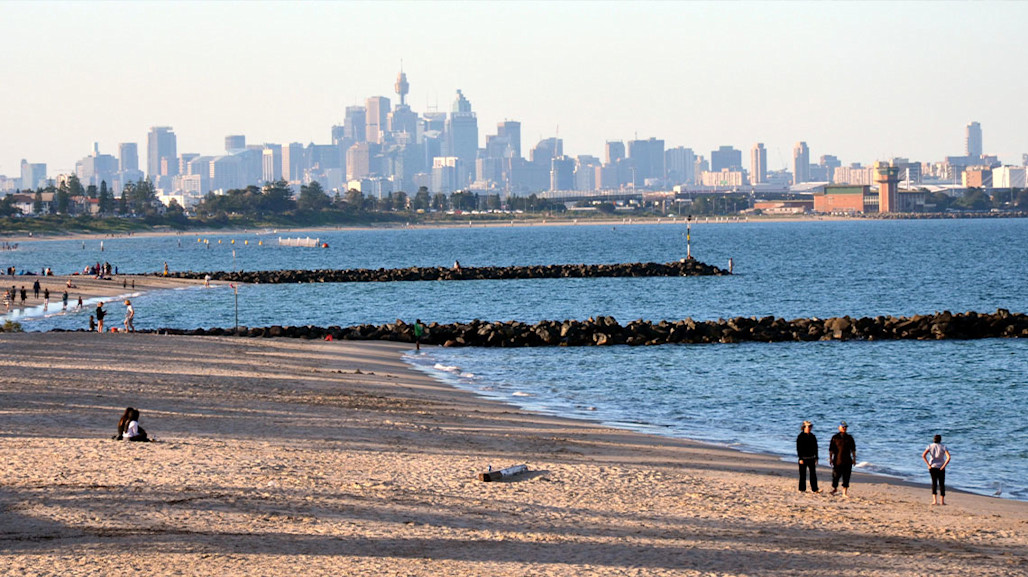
479;464;529;482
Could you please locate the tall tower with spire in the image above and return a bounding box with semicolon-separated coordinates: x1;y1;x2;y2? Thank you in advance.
394;67;409;107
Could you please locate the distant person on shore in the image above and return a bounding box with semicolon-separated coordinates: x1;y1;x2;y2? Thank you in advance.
728;258;734;274
32;279;40;299
922;434;951;505
829;421;857;496
20;286;26;305
163;262;169;276
414;319;425;351
796;420;820;493
76;295;83;310
123;300;135;332
95;302;106;333
204;274;211;288
453;260;462;273
43;288;49;311
89;315;95;332
62;290;68;310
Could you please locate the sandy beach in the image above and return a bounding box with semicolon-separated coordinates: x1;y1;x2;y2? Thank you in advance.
0;333;1025;576
1;274;211;320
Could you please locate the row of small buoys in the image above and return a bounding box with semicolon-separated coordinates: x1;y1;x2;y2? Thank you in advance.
195;238;263;246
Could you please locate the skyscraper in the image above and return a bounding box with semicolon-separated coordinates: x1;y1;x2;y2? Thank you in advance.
665;147;696;185
118;143;138;172
496;121;522;159
605;141;626;164
750;143;767;184
446;90;478;184
792;142;810;185
628;138;665;185
711;146;742;172
966;121;982;158
147;126;177;180
344;106;367;143
225;135;246;152
365;97;391;144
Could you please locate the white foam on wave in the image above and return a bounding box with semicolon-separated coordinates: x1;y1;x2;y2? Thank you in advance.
433;363;460;373
512;391;533;397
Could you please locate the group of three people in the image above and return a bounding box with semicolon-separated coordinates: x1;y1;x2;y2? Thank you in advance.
797;420;951;504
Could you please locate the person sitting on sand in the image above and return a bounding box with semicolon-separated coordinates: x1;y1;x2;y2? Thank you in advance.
117;407;151;442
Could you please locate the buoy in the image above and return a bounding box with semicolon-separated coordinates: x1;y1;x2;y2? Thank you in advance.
244;240;248;245
325;334;333;341
258;240;263;246
322;242;329;248
231;239;235;244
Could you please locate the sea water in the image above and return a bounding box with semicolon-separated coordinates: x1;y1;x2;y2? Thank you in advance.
2;218;1026;499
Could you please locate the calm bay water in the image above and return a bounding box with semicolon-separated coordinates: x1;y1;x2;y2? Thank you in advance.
3;218;1027;498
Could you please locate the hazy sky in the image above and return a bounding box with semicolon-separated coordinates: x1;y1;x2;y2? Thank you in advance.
3;1;1026;176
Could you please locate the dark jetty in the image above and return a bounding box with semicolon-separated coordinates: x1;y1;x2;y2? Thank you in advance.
82;309;1027;347
157;259;727;284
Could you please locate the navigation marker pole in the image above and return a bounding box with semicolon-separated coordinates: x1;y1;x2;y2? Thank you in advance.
686;215;692;260
231;283;239;335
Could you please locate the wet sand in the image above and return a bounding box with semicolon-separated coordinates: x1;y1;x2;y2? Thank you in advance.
0;333;1025;576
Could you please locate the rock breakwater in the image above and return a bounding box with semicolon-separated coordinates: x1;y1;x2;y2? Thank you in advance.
158;259;727;284
70;309;1027;346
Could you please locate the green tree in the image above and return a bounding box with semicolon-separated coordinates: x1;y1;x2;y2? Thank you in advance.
343;189;364;212
595;202;616;214
67;174;85;198
484;194;501;211
0;194;20;217
392;190;409;212
298;180;330;212
32;190;43;214
56;183;71;215
98;181;115;215
431;192;448;211
411;187;431;211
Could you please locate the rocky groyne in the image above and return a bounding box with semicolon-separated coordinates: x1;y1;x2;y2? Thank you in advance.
157;259;727;284
77;309;1027;346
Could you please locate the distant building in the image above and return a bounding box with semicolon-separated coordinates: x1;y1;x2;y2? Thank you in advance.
792;142;810;184
147;126;178;185
605;141;626;165
365;96;391;144
700;168;747;187
550;156;575;191
446;90;478;185
666;147;696;185
20;159;47;191
710;145;742;172
225;135;246;153
813;185;875;214
628;138;665;185
962;166;993;188
750;143;767;184
119;143;139;172
754;200;812;214
832;165;875;186
993;166;1026;188
344;106;367;143
875;161;900;213
497;121;522;159
966;121;982;158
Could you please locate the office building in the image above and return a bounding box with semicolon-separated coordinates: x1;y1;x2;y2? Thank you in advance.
628;138;665;185
750;143;767;184
446;90;478;184
344;106;367;143
20;159;46;191
225;135;246;153
497;121;522;159
147;126;178;183
550;156;575;191
119;143;139;172
262;145;282;182
365;96;390;144
711;145;742;172
792;142;810;184
605;141;626;165
966;121;982;158
282;142;306;182
666;147;696;185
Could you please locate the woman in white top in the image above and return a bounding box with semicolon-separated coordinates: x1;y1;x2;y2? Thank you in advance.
922;434;951;505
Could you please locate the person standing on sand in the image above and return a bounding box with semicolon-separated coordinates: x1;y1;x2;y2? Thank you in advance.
922;434;951;505
829;421;857;496
95;302;106;333
32;279;39;299
62;290;68;310
123;299;135;332
414;319;425;351
796;420;820;493
20;286;26;305
43;287;50;311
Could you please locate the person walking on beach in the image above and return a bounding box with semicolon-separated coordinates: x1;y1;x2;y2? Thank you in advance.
95;302;106;333
32;279;40;299
922;434;951;505
414;319;425;351
796;420;820;493
20;286;26;305
123;299;135;332
829;421;857;496
62;290;68;310
43;287;49;311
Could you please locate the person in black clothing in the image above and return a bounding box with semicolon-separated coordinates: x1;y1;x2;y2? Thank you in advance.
796;420;820;493
95;302;106;333
829;420;857;496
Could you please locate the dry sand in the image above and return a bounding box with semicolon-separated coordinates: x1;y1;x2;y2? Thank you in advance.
0;333;1025;576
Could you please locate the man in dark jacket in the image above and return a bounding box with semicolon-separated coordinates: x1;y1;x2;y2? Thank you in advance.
796;420;820;492
829;421;857;496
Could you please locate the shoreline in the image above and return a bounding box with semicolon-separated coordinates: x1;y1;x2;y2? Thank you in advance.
1;274;207;321
1;333;1024;575
6;212;1025;244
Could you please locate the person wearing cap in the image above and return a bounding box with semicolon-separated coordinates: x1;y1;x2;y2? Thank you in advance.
829;421;857;496
123;300;135;332
796;420;820;493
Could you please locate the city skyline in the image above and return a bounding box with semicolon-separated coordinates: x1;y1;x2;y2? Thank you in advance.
2;1;1027;176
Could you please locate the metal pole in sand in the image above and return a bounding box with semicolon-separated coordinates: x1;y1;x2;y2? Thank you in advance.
231;283;239;334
